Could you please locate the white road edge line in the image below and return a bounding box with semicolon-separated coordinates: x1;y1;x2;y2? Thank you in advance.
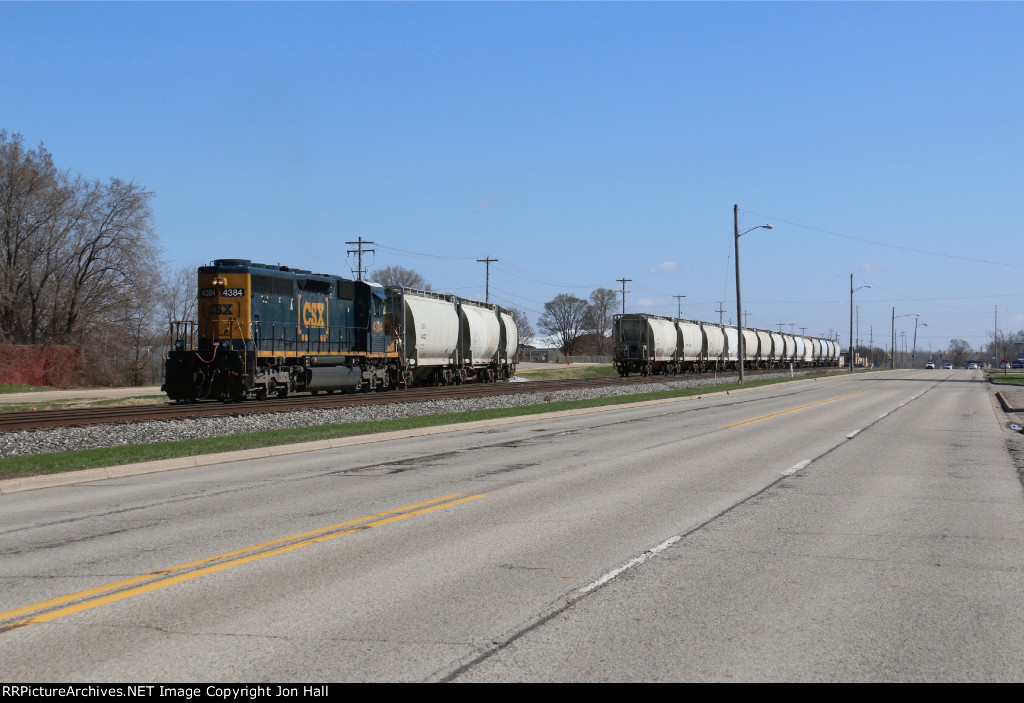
782;459;811;476
578;535;681;595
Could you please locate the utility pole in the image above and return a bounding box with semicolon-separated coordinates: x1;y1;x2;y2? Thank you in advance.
673;295;686;319
891;307;895;368
477;257;498;303
743;310;750;327
345;237;375;281
616;278;632;314
716;302;727;326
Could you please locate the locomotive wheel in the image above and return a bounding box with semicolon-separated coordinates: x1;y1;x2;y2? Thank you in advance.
256;389;268;402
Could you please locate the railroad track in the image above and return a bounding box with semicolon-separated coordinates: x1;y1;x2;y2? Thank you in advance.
0;368;819;432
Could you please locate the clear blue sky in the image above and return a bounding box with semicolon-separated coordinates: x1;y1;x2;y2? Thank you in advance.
3;1;1022;354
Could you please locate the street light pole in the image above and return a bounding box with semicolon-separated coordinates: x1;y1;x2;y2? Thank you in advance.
891;311;918;368
913;320;926;367
734;204;773;384
850;274;871;372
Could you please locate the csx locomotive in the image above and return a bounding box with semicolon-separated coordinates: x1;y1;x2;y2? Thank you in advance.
163;259;518;401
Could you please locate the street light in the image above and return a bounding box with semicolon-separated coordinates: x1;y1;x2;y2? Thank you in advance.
850;274;871;371
913;321;927;367
891;310;918;368
734;204;773;384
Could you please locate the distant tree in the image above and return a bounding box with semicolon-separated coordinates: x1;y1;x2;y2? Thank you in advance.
538;293;590;355
949;339;972;365
507;307;534;348
585;287;617;355
986;328;1024;364
370;265;431;291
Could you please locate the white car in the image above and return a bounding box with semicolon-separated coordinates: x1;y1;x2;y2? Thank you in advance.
925;361;935;369
968;363;979;370
943;363;953;370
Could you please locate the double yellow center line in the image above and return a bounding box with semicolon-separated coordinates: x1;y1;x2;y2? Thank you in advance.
0;492;486;633
718;389;870;430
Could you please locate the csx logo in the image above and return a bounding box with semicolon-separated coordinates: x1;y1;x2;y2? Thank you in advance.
208;303;234;316
302;301;326;328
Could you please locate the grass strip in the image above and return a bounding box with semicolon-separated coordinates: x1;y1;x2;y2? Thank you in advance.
989;374;1024;386
0;371;847;481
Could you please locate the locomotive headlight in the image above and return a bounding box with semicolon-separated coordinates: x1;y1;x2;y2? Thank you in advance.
211;276;227;289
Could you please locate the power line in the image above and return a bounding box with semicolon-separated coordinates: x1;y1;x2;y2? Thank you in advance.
744;210;1024;268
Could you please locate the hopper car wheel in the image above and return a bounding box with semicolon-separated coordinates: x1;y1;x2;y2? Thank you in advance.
256;389;268;402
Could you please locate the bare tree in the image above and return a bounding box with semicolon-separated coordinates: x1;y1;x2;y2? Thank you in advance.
159;263;200;326
0;131;161;385
538;293;590;355
370;265;431;291
948;339;972;366
586;287;617;355
0;131;73;344
507;307;534;348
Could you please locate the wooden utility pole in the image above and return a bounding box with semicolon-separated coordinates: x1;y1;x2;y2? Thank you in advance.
616;278;632;314
345;237;375;281
674;295;686;319
477;257;498;303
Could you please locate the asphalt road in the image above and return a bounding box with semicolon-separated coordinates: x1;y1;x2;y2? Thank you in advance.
2;369;1022;681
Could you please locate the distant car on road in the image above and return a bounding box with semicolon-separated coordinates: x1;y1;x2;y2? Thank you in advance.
1013;360;1024;369
925;361;935;369
968;362;979;370
944;363;954;369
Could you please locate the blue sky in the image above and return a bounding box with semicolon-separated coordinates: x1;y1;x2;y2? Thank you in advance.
3;1;1023;354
